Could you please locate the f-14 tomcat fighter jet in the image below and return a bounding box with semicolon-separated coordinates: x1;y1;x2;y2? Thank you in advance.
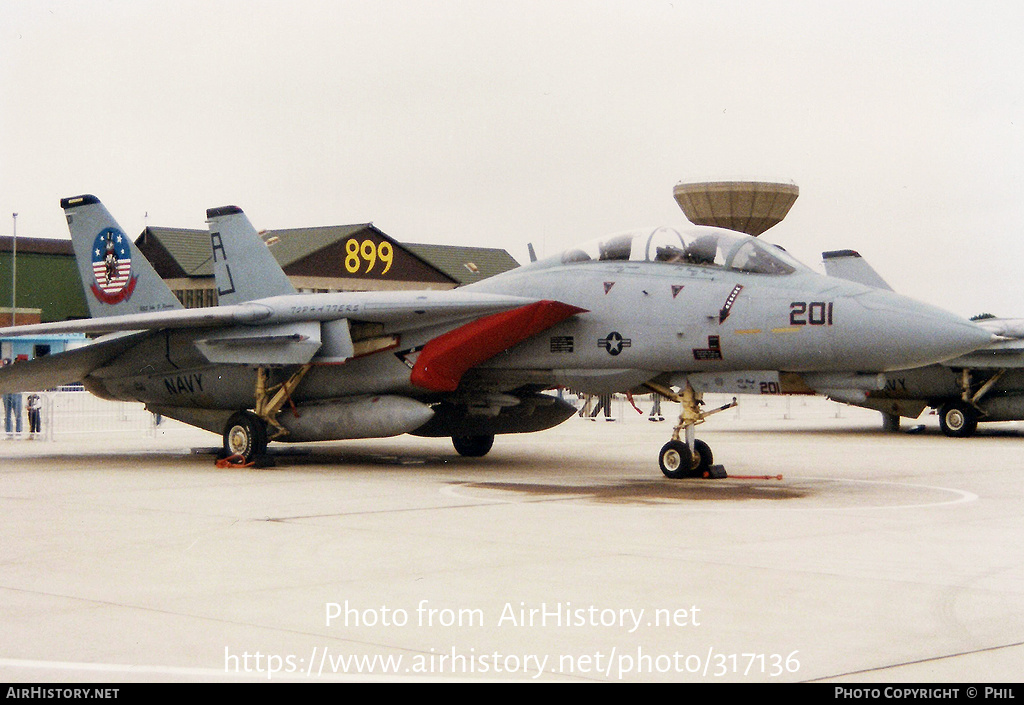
0;196;994;477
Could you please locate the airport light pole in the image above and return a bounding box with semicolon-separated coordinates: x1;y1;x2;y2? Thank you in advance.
10;212;16;326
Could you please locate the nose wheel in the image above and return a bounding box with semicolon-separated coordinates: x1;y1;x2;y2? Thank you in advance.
647;381;735;479
659;438;714;478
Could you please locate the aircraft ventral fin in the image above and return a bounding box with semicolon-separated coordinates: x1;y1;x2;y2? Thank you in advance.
410;300;587;392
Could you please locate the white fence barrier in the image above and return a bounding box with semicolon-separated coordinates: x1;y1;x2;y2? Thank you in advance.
43;389;160;441
3;389;200;442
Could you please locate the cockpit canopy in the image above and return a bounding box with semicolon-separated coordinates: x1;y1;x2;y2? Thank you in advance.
549;226;805;276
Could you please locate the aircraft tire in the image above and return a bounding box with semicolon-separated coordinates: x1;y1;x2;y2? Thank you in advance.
223;411;268;462
660;439;713;478
692;439;714;476
660;440;690;478
938;402;978;438
452;434;494;457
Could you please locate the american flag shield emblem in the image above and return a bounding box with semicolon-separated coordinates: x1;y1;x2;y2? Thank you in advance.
90;228;137;304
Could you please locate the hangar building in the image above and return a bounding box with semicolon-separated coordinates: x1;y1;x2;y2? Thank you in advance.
0;225;519;319
135;223;520;308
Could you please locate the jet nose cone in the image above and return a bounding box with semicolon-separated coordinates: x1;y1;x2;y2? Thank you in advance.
849;291;994;370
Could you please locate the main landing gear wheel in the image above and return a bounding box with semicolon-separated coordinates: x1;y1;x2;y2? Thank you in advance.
938;402;978;438
223;411;268;464
452;434;494;457
659;439;713;479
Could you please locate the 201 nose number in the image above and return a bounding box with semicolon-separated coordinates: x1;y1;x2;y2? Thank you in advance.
789;301;834;326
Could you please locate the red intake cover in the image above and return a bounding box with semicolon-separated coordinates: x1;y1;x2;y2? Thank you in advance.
410;300;586;392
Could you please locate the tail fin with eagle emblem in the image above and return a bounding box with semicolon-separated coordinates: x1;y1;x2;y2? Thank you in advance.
61;195;182;317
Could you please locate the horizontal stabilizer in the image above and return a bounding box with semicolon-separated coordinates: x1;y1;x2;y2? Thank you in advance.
821;249;893;290
0;332;149;394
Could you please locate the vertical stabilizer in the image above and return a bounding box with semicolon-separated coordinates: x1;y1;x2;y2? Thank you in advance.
821;249;894;291
206;206;296;304
61;195;183;317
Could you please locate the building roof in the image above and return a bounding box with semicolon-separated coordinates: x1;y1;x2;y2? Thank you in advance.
135;227;207;278
0;236;74;256
136;224;519;286
261;224;374;270
403;243;520;285
138;225;377;278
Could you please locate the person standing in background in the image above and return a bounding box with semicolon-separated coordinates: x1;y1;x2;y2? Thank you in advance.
2;359;23;438
590;392;614;421
27;392;42;438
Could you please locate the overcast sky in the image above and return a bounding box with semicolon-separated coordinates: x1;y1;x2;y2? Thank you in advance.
3;0;1024;317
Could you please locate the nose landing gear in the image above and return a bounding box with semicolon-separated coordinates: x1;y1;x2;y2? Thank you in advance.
647;381;735;479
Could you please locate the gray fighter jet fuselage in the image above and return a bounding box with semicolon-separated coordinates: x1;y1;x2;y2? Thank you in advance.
0;197;995;476
84;227;989;424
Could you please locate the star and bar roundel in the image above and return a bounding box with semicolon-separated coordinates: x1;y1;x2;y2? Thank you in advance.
90;227;137;304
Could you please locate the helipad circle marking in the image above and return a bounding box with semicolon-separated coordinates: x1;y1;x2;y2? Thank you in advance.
440;476;978;511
